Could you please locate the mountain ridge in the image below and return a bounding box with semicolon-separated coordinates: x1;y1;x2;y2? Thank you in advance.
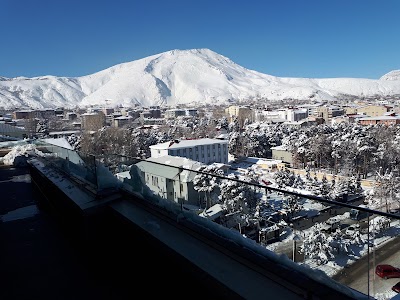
1;48;399;109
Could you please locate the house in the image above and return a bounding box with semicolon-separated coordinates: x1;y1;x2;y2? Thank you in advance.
135;155;204;207
149;138;229;164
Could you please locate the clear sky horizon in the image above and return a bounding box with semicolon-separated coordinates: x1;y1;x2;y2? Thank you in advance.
2;0;399;80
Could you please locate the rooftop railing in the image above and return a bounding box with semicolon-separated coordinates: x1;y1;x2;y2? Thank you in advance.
31;142;400;299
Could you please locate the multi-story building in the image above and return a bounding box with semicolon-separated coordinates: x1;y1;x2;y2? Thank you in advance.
135;155;204;207
150;138;229;164
358;114;400;126
286;108;308;122
225;105;253;128
356;105;392;117
13;109;56;120
314;105;345;124
113;116;134;128
164;109;186;119
81;112;106;131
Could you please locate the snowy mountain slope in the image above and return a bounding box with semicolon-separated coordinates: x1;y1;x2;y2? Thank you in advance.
1;48;399;109
380;70;400;81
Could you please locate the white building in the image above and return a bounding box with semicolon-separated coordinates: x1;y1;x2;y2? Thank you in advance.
150;138;229;164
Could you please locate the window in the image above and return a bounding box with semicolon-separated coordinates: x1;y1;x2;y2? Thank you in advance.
152;176;158;186
180;184;183;192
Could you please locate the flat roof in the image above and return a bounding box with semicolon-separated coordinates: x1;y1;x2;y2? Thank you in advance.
150;138;228;150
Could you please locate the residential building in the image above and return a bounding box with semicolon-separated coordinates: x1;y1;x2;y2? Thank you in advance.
186;109;198;117
356;105;392;117
0;123;27;139
358;114;400;126
135;155;204;206
102;108;115;116
225;105;253;128
113;116;133;128
81;112;106;131
286;108;308;122
13;109;56;120
314;106;345;124
150;138;229;164
164;109;186;119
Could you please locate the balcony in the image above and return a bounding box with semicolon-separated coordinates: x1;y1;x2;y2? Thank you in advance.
23;139;400;300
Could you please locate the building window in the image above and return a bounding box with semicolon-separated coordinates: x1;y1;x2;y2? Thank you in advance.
152;176;158;186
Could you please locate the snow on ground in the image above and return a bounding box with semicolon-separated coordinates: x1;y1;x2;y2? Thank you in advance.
0;143;43;166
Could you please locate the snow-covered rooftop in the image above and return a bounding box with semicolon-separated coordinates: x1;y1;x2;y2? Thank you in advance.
149;138;228;150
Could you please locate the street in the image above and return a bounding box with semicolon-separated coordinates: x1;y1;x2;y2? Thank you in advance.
333;235;400;298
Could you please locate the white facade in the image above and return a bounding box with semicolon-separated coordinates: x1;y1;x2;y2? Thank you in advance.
150;138;229;164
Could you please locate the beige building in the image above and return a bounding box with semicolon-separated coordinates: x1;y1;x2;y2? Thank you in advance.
81;112;106;131
356;105;392;117
314;106;344;124
271;145;293;165
225;105;253;128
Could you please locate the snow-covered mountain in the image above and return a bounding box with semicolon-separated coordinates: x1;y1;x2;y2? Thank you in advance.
1;48;399;109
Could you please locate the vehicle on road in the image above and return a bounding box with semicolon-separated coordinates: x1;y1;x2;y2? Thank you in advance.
345;224;360;236
392;282;400;293
375;264;400;279
349;206;372;221
321;218;341;234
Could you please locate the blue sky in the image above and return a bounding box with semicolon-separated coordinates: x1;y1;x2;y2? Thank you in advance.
1;0;399;79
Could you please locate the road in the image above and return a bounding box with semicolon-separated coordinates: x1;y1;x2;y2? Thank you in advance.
333;235;400;299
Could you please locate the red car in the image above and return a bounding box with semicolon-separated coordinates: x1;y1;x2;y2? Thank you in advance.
375;265;400;279
393;282;400;293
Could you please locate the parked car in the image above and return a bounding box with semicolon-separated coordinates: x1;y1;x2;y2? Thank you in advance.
392;282;400;293
389;208;400;216
345;224;360;236
321;218;341;233
349;206;373;221
375;265;400;279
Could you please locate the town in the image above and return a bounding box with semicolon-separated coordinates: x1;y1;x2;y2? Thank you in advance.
1;96;400;298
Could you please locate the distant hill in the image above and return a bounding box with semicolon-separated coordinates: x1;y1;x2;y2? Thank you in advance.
1;48;399;109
